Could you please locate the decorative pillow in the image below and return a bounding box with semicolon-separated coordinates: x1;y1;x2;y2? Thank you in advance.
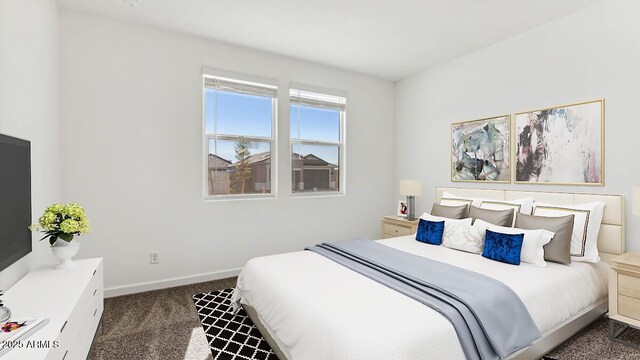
482;230;525;265
415;219;445;245
515;213;575;265
419;212;471;226
533;202;605;263
441;220;486;254
476;197;536;216
431;203;468;219
508;198;536;215
468;205;514;227
440;192;474;208
442;192;535;216
475;220;554;267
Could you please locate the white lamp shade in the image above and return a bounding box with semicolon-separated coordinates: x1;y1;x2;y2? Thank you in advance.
634;187;640;216
399;180;423;196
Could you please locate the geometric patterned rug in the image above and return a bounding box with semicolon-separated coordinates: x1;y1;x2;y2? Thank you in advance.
193;288;278;360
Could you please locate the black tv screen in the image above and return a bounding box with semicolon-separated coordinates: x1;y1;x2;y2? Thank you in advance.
0;134;31;272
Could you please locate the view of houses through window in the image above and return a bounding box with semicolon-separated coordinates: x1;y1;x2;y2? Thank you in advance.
290;89;345;193
205;76;276;197
204;75;345;198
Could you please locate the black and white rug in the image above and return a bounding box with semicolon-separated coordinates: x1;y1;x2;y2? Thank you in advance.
193;288;278;360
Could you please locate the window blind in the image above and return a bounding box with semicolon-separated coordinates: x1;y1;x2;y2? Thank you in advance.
289;89;346;111
204;76;277;98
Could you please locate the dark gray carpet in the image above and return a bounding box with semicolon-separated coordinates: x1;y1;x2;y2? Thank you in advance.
546;318;640;359
89;277;236;360
90;277;640;359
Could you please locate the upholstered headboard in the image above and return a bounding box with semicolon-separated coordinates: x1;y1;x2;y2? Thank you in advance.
436;186;625;262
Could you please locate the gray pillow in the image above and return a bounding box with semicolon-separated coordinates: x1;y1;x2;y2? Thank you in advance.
431;203;468;219
468;206;514;227
515;212;575;265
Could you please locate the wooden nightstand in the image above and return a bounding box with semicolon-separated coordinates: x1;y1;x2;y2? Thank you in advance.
609;253;640;347
381;216;419;239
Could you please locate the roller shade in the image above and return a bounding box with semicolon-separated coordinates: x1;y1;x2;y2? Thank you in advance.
290;88;346;111
204;76;277;98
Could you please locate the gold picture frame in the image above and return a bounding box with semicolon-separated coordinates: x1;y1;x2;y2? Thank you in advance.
513;99;604;186
451;115;511;183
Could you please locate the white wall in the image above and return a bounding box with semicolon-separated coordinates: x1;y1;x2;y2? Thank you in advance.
60;11;395;294
395;0;640;251
0;0;61;289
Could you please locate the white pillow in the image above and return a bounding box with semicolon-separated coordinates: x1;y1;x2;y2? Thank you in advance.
533;202;605;263
442;192;535;215
441;220;487;254
475;197;535;216
440;192;474;208
475;220;554;267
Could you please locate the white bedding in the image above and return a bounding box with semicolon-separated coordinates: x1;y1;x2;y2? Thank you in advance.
233;236;608;360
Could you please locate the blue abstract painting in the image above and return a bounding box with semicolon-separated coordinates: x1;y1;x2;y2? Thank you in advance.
451;115;510;182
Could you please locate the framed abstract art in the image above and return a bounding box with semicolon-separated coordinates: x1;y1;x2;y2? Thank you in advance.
451;115;510;183
514;99;604;185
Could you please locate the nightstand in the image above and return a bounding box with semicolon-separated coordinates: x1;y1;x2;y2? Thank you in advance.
381;216;419;239
609;253;640;347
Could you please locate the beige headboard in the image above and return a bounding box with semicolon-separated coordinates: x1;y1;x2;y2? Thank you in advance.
436;186;625;262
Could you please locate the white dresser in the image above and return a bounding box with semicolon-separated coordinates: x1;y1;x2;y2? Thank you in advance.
2;258;103;360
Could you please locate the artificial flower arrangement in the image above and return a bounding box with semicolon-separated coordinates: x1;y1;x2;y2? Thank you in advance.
30;203;90;245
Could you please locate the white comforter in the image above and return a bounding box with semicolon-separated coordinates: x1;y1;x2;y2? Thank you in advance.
233;236;608;360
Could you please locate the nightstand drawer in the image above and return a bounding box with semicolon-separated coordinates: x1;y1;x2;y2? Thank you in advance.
619;274;640;299
619;295;640;321
383;223;413;237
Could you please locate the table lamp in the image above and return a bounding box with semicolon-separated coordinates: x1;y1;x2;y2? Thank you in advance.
399;180;423;221
634;187;640;216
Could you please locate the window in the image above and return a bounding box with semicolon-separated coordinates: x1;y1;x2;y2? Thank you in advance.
290;88;346;194
204;75;277;198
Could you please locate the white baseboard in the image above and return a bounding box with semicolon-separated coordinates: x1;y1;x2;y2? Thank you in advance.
104;267;242;298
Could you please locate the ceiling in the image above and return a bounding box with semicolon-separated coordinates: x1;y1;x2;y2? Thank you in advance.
57;0;604;81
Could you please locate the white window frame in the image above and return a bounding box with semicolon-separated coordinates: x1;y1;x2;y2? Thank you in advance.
202;69;278;201
289;85;346;197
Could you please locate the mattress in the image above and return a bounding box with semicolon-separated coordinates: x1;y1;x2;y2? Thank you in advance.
233;235;609;360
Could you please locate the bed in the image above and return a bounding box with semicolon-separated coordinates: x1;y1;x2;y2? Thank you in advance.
233;187;625;360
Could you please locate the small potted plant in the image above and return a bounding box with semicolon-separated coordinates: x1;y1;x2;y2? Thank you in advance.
30;203;91;269
0;290;9;322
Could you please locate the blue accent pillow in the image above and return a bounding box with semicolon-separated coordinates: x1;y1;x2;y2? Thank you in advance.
415;219;445;245
482;229;524;265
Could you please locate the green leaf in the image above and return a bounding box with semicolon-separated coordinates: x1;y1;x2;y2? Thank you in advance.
59;233;74;242
49;236;58;245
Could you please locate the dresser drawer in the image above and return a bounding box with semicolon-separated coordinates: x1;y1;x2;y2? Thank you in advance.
50;263;103;360
67;289;103;360
619;274;640;299
619;295;640;321
85;264;103;309
383;223;413;237
55;291;90;353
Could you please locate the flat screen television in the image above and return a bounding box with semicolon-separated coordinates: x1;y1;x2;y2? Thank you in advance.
0;133;31;272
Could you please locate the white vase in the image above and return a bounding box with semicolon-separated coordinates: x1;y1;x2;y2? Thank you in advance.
0;306;10;322
51;240;81;269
